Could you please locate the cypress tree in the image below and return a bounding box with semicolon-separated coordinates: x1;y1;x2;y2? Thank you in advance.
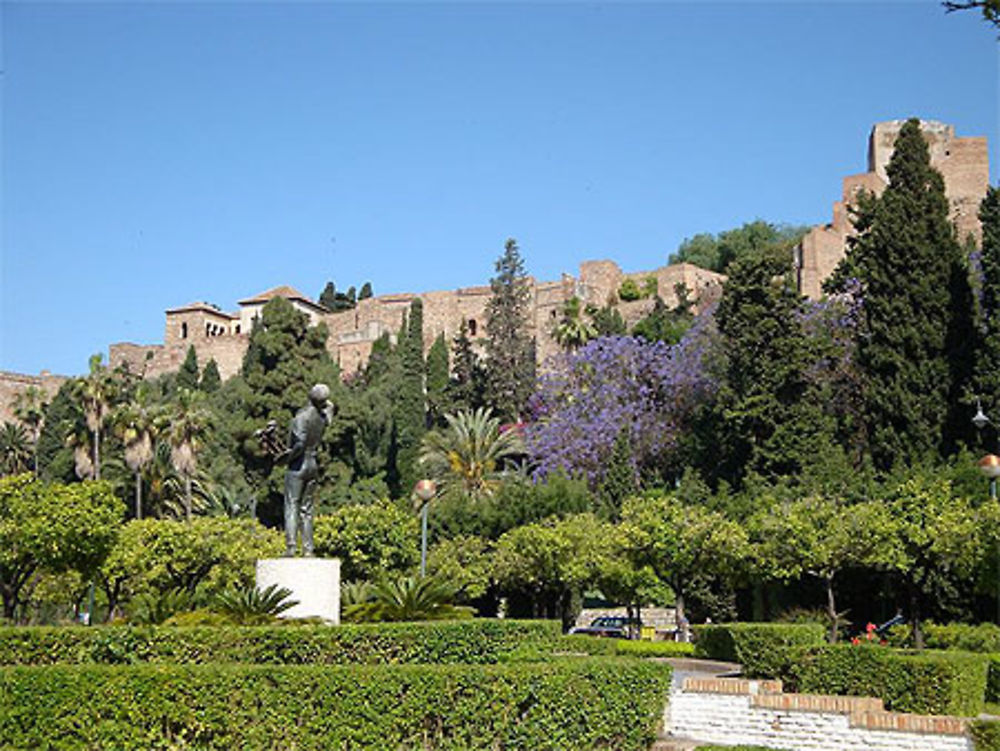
177;345;200;391
319;282;337;310
597;427;638;520
845;118;974;470
713;246;828;485
426;333;450;427
199;358;221;392
448;319;486;413
395;298;426;493
358;282;374;301
485;238;536;422
975;186;1000;432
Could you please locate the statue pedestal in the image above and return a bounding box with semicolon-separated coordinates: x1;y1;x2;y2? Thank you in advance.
256;558;341;624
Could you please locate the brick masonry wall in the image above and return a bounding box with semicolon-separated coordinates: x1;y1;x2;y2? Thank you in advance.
667;677;973;751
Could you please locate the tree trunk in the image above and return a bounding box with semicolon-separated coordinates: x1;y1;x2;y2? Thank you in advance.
92;427;100;481
909;580;924;649
184;475;192;521
824;573;838;644
134;471;143;520
675;589;689;642
1;587;15;621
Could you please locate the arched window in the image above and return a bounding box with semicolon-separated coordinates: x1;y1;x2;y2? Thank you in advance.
468;319;477;336
181;322;188;339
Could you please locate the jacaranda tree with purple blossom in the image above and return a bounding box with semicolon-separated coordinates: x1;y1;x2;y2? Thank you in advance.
525;319;718;491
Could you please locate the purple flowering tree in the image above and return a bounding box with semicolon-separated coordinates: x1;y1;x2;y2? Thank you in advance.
525;316;718;488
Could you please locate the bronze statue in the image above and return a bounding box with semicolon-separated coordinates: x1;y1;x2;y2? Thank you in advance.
281;383;332;556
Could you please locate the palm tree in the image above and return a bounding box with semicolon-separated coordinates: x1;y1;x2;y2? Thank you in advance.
0;422;32;476
73;354;118;480
13;386;47;475
112;386;159;519
553;297;598;351
166;388;211;521
65;422;95;480
418;407;523;500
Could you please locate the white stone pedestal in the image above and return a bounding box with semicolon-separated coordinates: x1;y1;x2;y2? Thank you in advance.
256;558;341;624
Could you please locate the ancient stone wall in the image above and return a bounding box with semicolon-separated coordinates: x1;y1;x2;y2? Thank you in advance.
798;120;990;299
0;370;69;424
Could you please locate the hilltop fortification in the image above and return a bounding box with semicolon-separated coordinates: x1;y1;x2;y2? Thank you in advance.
1;119;990;420
108;260;725;381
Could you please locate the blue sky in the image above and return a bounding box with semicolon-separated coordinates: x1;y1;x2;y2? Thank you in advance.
2;1;997;376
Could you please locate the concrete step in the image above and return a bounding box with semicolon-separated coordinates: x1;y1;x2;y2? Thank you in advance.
650;737;700;751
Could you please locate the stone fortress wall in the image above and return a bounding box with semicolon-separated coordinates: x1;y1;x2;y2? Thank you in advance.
796;120;990;299
1;119;990;418
106;259;727;383
0;371;69;424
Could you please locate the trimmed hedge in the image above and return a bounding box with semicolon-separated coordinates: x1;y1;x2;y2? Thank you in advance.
691;623;825;678
790;644;988;716
924;622;1000;653
972;719;1000;751
0;619;559;666
0;658;671;750
615;639;696;658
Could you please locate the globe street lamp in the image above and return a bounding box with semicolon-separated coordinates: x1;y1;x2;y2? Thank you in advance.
413;479;437;577
973;398;1000;500
972;398;1000;624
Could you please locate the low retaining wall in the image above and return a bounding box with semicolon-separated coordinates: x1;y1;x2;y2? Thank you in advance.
667;676;972;751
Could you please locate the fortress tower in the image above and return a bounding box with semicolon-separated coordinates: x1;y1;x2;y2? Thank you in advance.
795;120;990;299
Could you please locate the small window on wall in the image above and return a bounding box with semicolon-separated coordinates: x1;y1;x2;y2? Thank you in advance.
468;319;477;336
181;322;188;339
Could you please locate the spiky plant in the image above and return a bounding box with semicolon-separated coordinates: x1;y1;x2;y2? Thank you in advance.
343;575;474;623
213;583;299;625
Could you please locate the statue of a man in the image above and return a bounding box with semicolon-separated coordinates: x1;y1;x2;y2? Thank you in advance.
283;383;332;557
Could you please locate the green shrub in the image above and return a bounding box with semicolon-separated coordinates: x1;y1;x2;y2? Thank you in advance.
691;623;825;678
924;622;1000;653
0;620;560;666
988;654;1000;702
791;644;988;716
615;640;696;658
972;719;1000;751
0;659;671;750
618;279;642;301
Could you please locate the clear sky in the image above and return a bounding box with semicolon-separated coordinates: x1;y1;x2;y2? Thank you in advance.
1;1;997;377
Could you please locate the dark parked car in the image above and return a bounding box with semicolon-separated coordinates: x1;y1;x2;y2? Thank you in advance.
568;616;640;638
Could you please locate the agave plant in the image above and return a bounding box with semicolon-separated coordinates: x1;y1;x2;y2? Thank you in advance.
213;583;299;625
343;575;474;623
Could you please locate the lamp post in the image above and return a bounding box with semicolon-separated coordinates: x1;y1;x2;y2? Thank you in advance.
972;398;1000;624
413;479;437;577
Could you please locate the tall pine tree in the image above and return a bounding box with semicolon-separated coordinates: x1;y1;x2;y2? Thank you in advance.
975;186;1000;435
395;298;426;494
485;239;536;422
843;118;974;470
